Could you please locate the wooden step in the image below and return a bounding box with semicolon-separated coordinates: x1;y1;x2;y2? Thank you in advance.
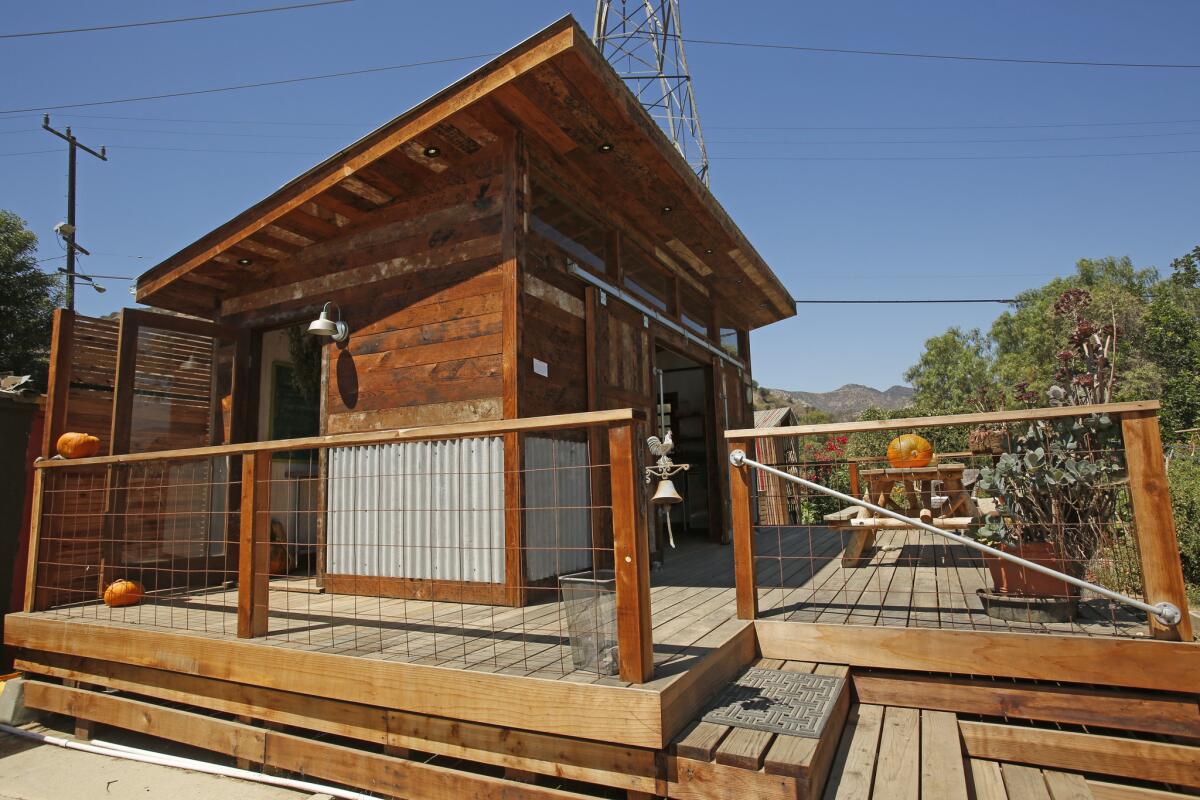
668;659;851;800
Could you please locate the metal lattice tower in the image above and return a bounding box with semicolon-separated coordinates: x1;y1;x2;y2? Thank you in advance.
593;0;710;186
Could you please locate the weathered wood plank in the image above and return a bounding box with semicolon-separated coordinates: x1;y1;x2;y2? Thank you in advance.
920;710;967;800
755;620;1200;694
959;720;1200;789
873;706;919;800
851;671;1200;739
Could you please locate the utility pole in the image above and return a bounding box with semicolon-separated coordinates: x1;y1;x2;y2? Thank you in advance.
593;0;709;185
42;115;106;311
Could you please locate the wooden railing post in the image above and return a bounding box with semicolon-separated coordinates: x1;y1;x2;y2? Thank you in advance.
23;468;46;612
728;438;757;620
608;419;653;683
1120;411;1194;641
238;451;271;638
41;307;74;458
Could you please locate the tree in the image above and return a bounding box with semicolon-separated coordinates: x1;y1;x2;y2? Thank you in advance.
903;327;997;414
0;211;59;387
1144;246;1200;437
991;256;1160;403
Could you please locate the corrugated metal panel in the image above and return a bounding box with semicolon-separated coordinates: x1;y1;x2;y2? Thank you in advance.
327;436;504;582
524;435;593;582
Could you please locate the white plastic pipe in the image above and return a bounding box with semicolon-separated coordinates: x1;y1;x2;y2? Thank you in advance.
0;722;375;800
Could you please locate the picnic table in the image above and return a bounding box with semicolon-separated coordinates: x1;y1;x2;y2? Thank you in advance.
824;462;976;566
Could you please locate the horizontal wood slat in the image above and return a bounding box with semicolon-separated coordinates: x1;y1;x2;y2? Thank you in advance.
35;407;646;468
725;401;1160;440
755;620;1200;694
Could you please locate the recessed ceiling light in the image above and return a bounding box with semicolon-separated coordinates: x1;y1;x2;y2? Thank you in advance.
598;142;614;153
237;257;252;266
661;205;672;213
423;146;441;157
735;278;743;285
703;248;713;255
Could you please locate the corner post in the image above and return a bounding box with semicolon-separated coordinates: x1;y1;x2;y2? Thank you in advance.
1120;410;1193;641
238;450;271;638
728;438;757;620
23;467;46;612
41;307;75;458
608;418;653;683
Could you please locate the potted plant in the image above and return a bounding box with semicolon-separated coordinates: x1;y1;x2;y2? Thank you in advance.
972;289;1125;616
967;385;1011;456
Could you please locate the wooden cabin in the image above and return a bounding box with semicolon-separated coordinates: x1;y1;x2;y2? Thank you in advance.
35;15;793;609
8;17;1198;800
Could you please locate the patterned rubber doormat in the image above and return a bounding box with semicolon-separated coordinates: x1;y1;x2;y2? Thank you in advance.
701;668;844;738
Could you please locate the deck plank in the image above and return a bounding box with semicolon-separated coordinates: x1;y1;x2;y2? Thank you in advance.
873;706;920;800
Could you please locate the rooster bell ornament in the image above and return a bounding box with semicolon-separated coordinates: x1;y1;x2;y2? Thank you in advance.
645;431;689;548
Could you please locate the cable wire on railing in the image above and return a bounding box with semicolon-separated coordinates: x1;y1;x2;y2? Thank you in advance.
727;449;1183;627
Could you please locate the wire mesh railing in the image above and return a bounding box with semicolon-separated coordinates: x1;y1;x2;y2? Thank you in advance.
726;401;1193;642
26;409;655;683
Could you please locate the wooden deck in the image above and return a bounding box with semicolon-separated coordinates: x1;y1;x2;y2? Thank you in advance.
754;526;1147;637
670;657;1200;800
25;527;1148;691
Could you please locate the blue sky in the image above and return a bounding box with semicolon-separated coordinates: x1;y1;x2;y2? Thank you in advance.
3;1;1198;392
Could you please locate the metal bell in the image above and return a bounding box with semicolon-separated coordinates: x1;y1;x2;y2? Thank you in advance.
651;478;682;505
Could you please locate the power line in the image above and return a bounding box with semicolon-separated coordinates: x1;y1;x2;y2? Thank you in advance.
683;36;1200;69
0;148;60;157
48;113;1200;133
1;1;353;40
712;149;1200;162
796;298;1015;304
0;53;497;115
709;119;1200;131
707;130;1200;146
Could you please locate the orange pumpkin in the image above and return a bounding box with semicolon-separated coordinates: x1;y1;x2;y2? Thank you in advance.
103;579;144;608
886;433;934;469
269;519;289;575
57;432;101;459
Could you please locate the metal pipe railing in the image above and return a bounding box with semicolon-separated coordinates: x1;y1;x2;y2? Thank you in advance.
728;449;1183;627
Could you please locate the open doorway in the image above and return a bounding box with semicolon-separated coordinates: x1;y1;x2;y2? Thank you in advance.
255;324;323;579
653;346;718;544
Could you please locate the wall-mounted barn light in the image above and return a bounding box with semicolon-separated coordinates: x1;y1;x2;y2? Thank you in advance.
308;301;348;342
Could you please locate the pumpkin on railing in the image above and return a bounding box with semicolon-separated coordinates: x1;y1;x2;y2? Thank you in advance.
56;432;101;459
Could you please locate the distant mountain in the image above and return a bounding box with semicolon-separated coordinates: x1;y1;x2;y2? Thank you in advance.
756;383;914;421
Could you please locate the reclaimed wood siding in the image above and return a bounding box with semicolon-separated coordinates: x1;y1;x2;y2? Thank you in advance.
305;170;509;434
521;242;588;418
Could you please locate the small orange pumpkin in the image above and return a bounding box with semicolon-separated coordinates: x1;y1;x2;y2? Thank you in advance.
886;433;934;469
103;579;144;608
269;519;289;575
57;432;101;459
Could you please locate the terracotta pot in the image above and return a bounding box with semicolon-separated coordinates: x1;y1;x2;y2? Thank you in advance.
983;541;1074;598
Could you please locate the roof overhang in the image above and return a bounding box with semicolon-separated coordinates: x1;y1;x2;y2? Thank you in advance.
136;15;795;328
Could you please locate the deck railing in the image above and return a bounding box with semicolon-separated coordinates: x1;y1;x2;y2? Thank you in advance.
25;408;655;683
725;401;1194;642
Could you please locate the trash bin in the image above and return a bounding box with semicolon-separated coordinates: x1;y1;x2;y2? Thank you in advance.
559;569;618;675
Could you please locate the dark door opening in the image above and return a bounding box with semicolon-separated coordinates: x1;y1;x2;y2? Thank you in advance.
653;345;718;543
254;323;323;580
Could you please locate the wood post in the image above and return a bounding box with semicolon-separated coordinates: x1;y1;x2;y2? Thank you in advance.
23;467;45;612
728;438;757;620
41;307;74;458
1120;411;1193;641
238;451;271;638
608;419;653;683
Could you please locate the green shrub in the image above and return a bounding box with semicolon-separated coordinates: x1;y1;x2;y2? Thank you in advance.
1167;456;1200;606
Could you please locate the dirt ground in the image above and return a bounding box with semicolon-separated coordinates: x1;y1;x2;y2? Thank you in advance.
0;720;322;800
